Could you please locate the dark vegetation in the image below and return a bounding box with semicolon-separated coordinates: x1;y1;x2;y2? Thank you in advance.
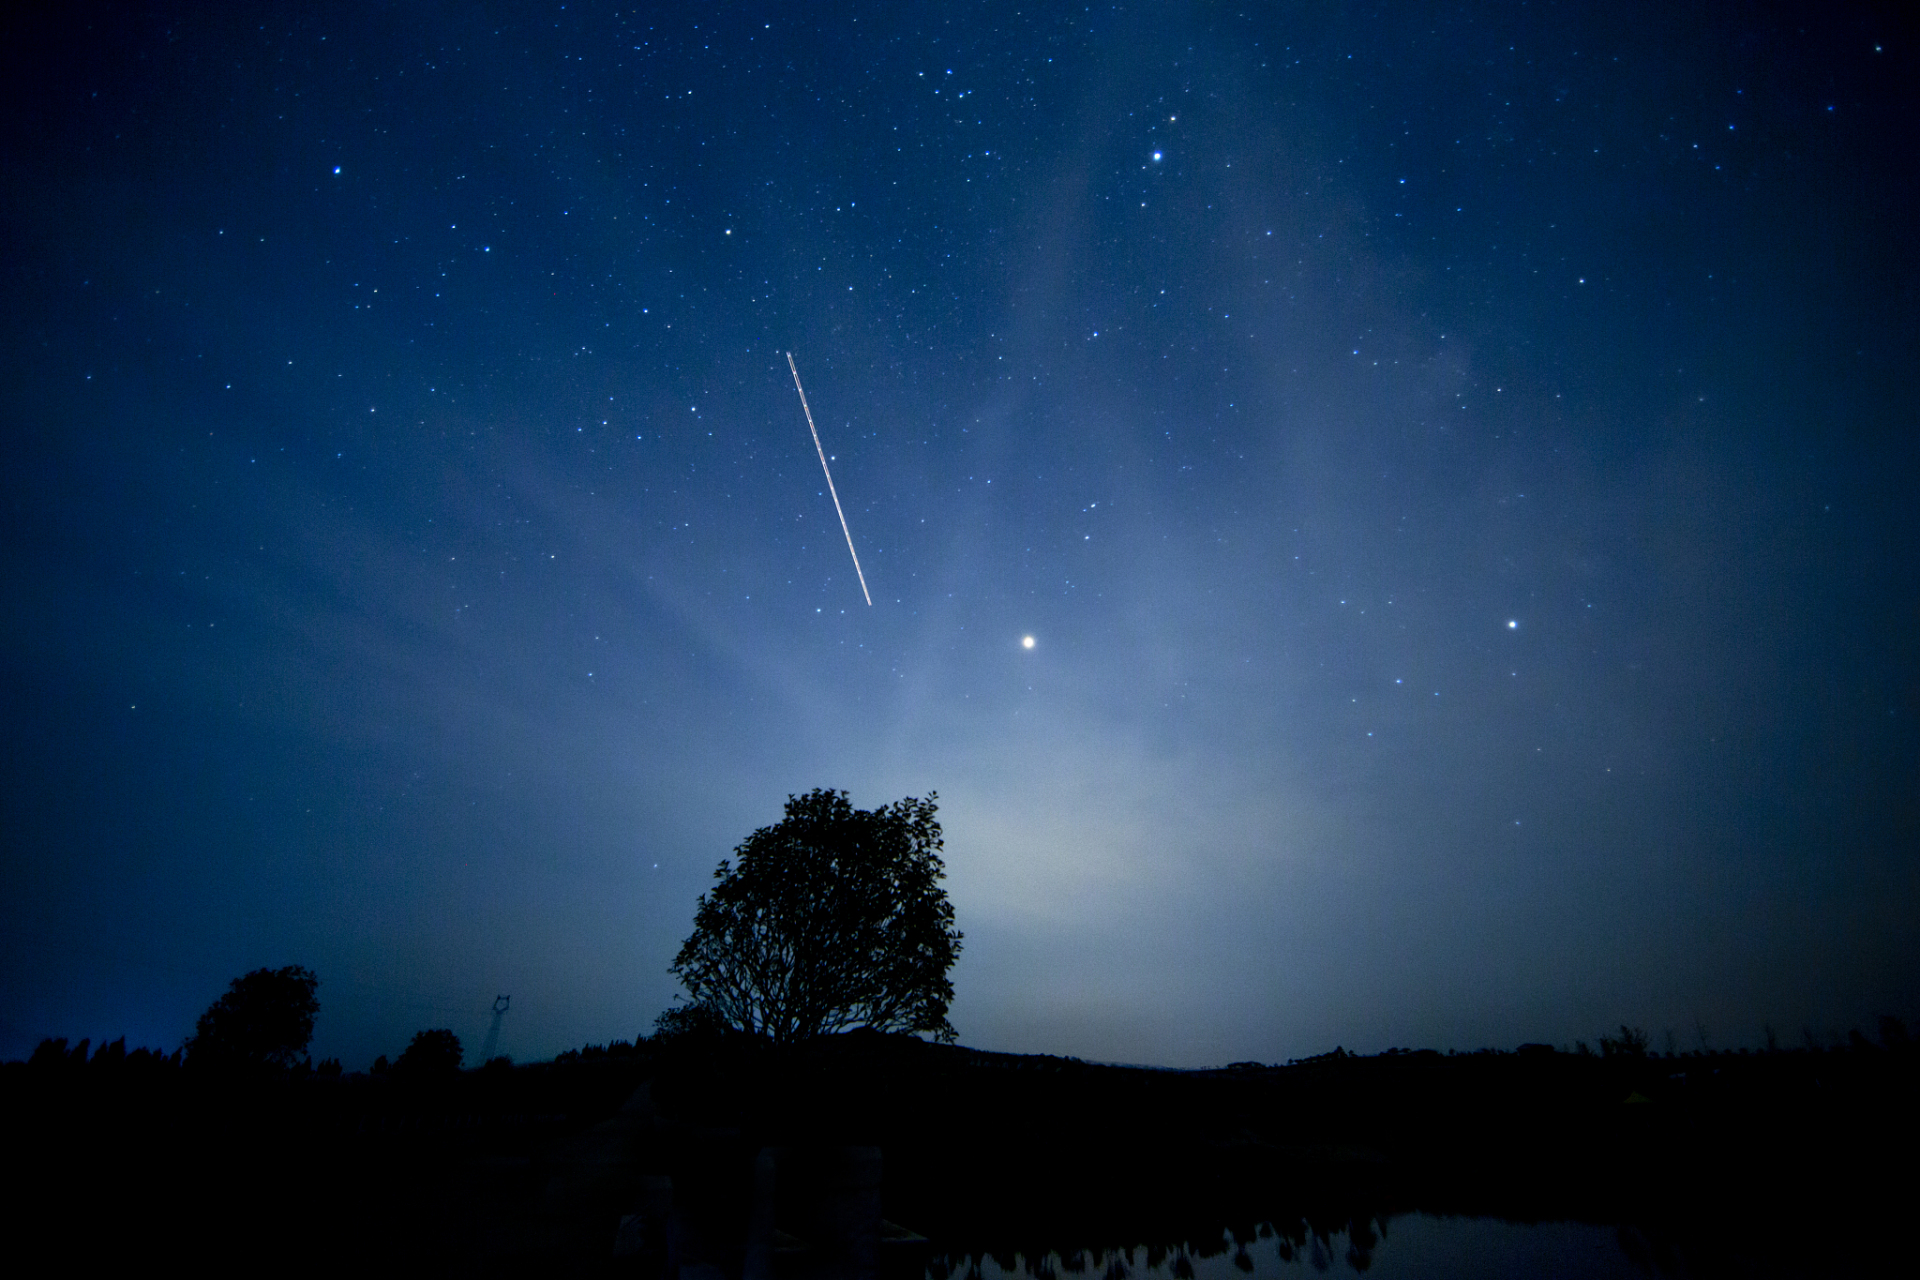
672;789;963;1045
6;1022;1914;1274
182;964;319;1073
7;798;1910;1273
396;1027;466;1076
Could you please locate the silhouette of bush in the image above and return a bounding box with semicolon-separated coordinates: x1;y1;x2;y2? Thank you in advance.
25;1036;179;1077
371;1054;390;1074
28;1037;71;1070
185;965;319;1073
394;1028;462;1076
125;1046;173;1071
652;1000;730;1043
1598;1025;1650;1058
316;1057;342;1077
671;788;963;1044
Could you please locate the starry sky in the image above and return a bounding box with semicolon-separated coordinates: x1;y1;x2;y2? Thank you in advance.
3;2;1915;1070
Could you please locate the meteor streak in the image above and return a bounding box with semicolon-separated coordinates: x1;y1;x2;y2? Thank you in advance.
787;352;872;606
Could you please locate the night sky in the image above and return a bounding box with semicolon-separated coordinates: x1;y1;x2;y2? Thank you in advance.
4;2;1915;1070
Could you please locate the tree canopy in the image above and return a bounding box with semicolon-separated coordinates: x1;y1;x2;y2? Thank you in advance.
670;789;963;1046
185;965;319;1072
395;1028;463;1076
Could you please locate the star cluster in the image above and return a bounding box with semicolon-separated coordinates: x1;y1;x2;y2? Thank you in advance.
1;2;1914;1067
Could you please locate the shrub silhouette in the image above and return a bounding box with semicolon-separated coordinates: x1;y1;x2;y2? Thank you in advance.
395;1028;462;1076
185;966;319;1073
28;1037;74;1072
670;788;963;1045
651;1000;729;1043
1598;1025;1650;1058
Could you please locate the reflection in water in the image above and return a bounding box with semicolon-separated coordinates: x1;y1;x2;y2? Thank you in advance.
924;1214;1664;1280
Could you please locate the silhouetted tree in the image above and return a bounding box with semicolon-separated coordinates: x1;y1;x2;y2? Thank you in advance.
670;788;963;1045
185;966;319;1073
28;1037;71;1071
651;999;729;1043
124;1045;177;1071
395;1028;463;1076
1599;1025;1650;1058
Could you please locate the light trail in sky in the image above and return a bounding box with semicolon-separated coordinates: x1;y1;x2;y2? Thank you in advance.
786;352;872;606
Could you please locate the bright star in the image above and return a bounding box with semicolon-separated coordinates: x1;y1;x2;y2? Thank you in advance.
1507;620;1518;629
1021;635;1036;649
1151;151;1163;162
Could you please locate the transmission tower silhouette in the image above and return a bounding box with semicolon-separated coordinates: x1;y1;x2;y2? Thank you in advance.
478;994;510;1064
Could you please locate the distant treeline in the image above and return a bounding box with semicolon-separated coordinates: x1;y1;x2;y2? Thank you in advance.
5;1020;1916;1274
16;1013;1916;1077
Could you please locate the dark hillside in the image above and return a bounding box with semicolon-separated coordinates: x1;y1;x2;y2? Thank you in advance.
4;1034;1911;1274
651;1033;1915;1273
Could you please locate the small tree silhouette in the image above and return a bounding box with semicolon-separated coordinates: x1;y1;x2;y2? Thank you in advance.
185;966;319;1073
652;1000;729;1043
1598;1025;1651;1058
395;1028;463;1076
28;1038;72;1071
670;788;963;1045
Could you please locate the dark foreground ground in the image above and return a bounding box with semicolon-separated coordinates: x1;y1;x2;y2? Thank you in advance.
6;1034;1912;1276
